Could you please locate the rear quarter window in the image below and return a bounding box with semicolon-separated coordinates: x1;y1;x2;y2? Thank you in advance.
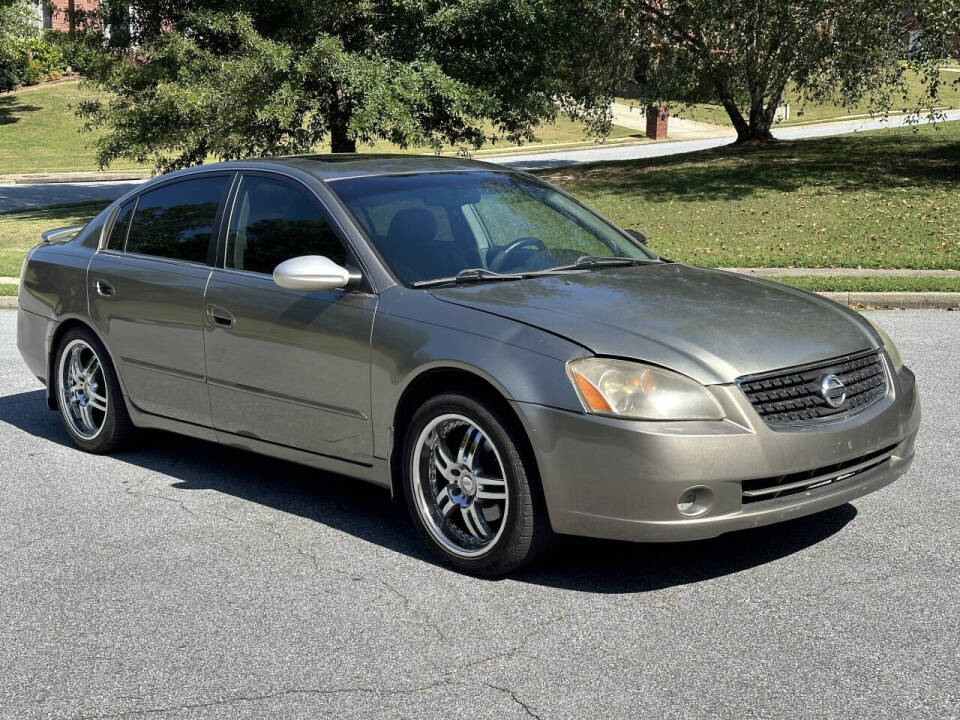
125;176;230;263
106;199;135;251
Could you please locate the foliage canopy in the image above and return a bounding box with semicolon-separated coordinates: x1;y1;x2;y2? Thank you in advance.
626;0;960;142
79;0;629;171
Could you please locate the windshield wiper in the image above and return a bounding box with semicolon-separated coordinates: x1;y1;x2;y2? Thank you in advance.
544;255;660;273
413;268;525;288
413;256;660;287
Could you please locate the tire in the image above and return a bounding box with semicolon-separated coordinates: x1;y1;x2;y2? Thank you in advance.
402;392;551;576
53;326;134;454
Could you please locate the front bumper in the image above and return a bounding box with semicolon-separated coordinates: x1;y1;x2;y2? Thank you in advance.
515;364;920;542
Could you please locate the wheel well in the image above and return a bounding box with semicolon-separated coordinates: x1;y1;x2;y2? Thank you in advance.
46;318;98;410
389;368;541;500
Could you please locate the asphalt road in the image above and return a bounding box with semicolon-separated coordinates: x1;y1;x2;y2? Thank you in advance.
0;309;956;719
0;180;144;213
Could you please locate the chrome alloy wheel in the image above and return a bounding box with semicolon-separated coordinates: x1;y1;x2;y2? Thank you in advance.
58;339;108;441
412;413;510;558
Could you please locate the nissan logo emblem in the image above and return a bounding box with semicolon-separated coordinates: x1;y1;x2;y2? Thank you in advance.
820;374;847;408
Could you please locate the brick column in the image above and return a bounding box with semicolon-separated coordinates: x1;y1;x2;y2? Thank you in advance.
51;0;100;32
646;106;669;140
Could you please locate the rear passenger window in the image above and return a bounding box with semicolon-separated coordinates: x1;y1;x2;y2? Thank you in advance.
126;176;229;263
106;199;135;251
226;175;346;274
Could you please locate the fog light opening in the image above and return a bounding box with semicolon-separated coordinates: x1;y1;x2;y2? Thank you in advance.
676;486;715;518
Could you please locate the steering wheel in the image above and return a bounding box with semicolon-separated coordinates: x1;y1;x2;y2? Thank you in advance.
489;236;548;272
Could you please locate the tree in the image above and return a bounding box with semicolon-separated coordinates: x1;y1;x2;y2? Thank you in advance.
0;0;40;91
625;0;946;144
78;0;628;171
906;1;960;76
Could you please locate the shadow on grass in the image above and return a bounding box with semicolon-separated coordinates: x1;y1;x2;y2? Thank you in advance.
0;388;857;593
0;96;42;125
542;129;960;203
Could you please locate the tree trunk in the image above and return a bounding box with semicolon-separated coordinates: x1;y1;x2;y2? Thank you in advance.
723;96;776;144
329;114;356;154
722;101;750;141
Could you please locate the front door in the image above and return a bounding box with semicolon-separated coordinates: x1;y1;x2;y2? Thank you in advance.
202;173;376;463
88;173;233;425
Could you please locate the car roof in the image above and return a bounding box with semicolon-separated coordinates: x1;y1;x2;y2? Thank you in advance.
193;153;506;182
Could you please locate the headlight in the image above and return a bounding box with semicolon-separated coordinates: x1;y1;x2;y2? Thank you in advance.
867;319;904;372
567;358;724;420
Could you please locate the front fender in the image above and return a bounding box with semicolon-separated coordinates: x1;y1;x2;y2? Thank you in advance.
370;287;588;460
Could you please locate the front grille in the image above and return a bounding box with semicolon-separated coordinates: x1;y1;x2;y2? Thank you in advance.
741;444;896;504
738;351;888;426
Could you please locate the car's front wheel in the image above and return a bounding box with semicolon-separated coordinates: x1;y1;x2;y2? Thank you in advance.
402;393;551;575
54;327;133;453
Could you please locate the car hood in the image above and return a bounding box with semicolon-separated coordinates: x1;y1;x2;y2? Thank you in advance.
429;263;879;385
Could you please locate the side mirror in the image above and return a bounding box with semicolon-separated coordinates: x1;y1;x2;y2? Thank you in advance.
625;229;648;246
273;255;361;292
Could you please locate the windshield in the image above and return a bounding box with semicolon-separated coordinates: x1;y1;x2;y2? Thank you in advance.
328;171;653;285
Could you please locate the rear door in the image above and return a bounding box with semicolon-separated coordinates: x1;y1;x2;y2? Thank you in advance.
88;173;233;426
203;172;377;462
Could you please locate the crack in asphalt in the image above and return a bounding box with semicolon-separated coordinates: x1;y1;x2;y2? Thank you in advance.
484;682;544;719
114;477;451;646
64;609;566;719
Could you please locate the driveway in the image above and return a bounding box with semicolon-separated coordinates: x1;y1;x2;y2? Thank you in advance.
0;309;955;719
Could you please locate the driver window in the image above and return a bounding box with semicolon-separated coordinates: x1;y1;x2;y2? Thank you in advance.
472;187;613;259
227;175;346;274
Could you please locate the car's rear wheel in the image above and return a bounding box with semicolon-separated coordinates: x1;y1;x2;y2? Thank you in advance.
402;393;550;575
54;328;133;453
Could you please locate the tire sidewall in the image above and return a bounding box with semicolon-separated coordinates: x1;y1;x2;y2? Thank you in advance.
402;393;533;575
54;328;126;453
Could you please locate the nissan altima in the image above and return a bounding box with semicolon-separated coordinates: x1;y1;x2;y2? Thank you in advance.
16;155;920;575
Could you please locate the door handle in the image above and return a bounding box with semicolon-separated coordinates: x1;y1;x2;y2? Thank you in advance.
95;280;115;297
206;304;235;328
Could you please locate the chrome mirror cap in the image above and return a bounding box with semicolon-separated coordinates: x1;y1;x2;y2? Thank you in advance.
273;255;357;291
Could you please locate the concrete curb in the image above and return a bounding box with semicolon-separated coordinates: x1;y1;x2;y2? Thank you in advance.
1;291;957;313
0;171;152;185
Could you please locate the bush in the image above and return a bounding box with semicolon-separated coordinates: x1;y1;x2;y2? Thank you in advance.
22;59;44;86
28;35;66;75
46;31;101;75
0;37;30;91
0;0;38;91
0;34;72;90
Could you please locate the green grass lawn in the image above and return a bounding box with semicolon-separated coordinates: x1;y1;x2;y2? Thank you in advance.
774;276;960;292
0;83;146;175
0;81;642;175
621;68;960;128
0;202;107;276
539;121;960;269
0;284;17;296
